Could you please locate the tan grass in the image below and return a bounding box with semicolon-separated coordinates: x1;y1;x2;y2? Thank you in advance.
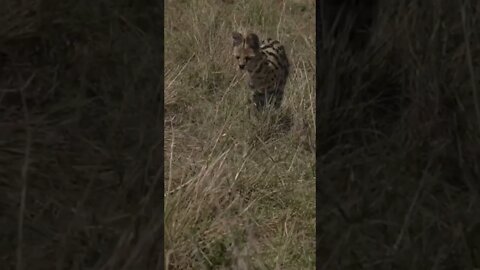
165;0;315;268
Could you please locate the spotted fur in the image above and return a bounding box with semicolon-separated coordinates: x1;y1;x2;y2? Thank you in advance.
232;31;290;110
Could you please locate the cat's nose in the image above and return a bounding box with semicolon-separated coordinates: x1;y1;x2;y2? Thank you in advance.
239;64;245;69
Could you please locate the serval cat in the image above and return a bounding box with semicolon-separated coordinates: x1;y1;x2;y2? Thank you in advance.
232;31;290;110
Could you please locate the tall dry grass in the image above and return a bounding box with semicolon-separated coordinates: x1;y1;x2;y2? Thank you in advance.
165;0;315;269
1;1;162;269
318;0;480;268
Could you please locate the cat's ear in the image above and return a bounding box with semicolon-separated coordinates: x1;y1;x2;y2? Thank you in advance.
245;33;260;51
232;31;243;46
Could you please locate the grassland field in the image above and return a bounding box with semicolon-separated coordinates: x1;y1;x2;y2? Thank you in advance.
2;0;480;269
165;0;315;269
